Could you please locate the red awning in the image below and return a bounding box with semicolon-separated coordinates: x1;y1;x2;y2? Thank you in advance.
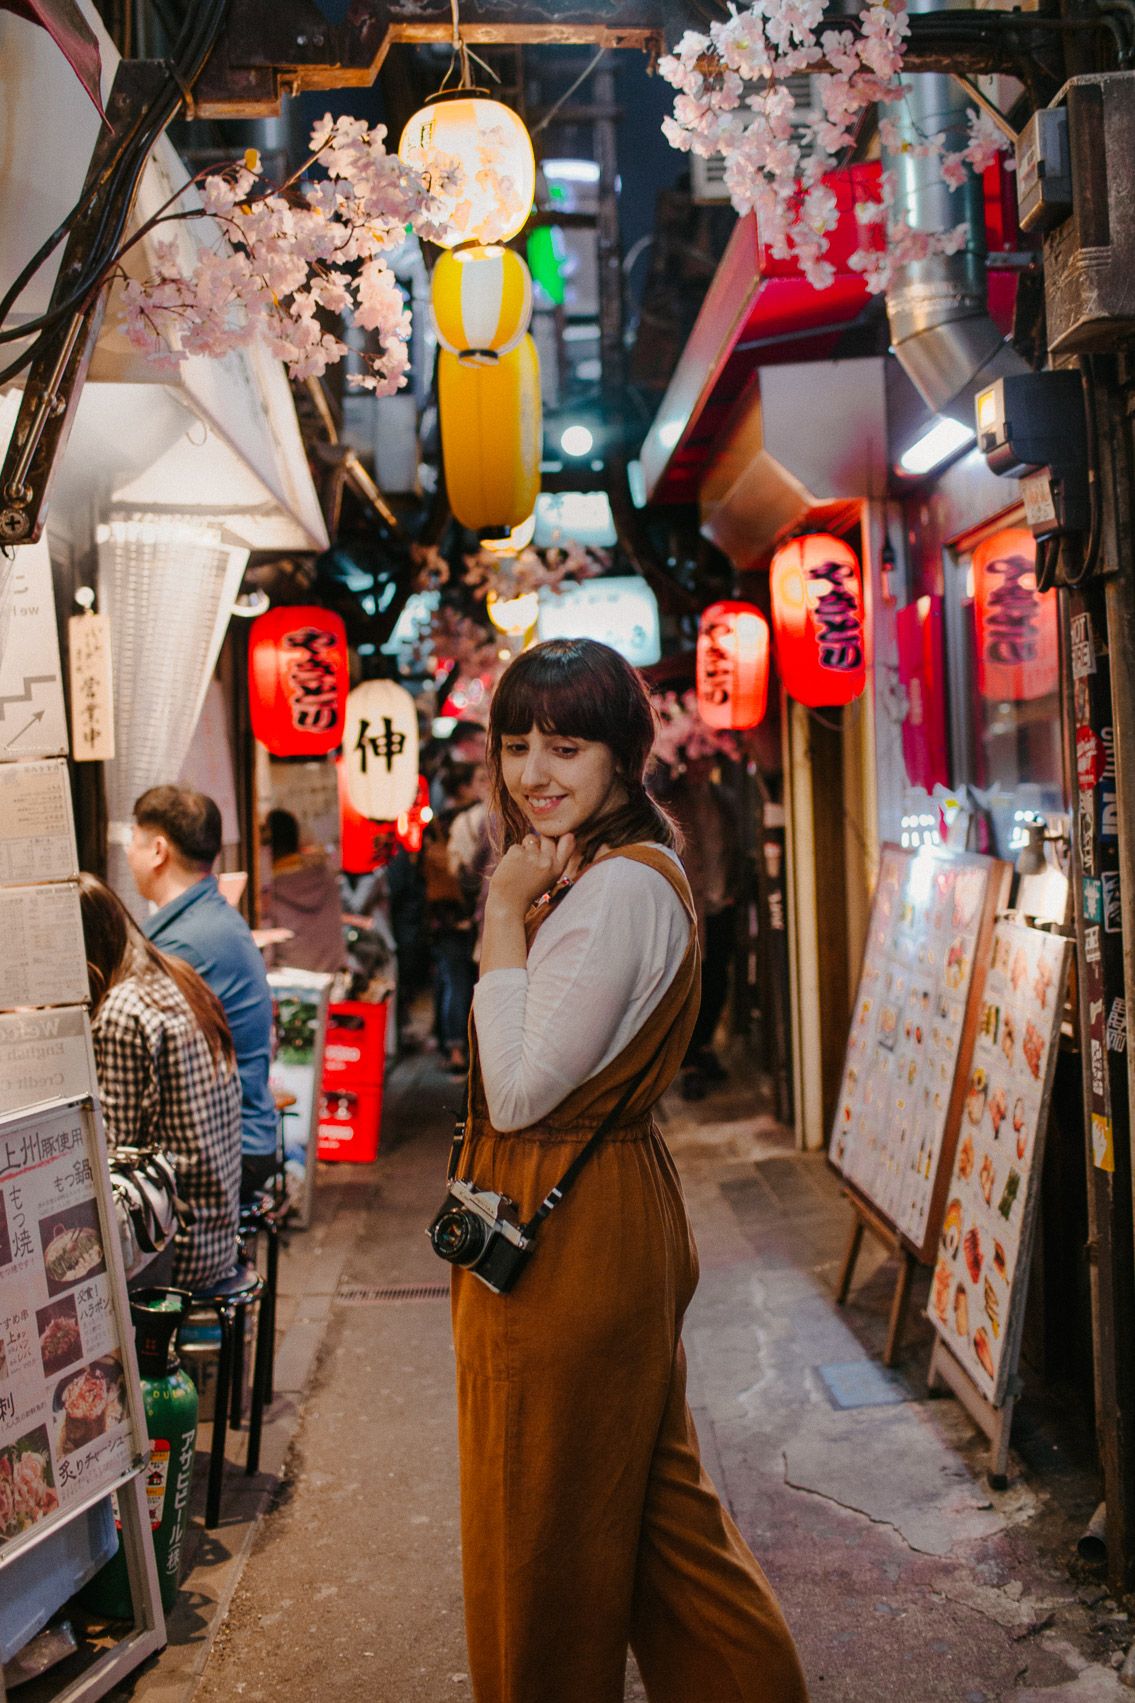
641;164;882;506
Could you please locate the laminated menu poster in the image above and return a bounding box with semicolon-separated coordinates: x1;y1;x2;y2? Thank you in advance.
0;1008;97;1118
929;921;1071;1406
831;845;1008;1261
0;883;89;1011
0;758;79;887
0;1098;146;1566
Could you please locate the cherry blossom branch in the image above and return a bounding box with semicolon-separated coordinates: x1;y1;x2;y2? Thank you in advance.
116;116;474;394
659;2;1014;293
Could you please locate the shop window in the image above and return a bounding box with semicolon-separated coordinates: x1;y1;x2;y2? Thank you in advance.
941;528;1065;859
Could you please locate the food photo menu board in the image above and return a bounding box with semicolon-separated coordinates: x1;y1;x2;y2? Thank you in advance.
831;845;1009;1261
929;921;1070;1406
0;1098;147;1566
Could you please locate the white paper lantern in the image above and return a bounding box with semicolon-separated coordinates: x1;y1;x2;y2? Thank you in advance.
343;679;420;820
399;96;535;250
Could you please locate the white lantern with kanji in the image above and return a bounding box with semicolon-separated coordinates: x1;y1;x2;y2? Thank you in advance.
343;679;420;819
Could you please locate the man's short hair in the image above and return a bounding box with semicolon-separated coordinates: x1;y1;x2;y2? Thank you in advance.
134;785;222;868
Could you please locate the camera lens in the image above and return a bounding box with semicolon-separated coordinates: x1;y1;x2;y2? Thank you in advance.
431;1207;489;1265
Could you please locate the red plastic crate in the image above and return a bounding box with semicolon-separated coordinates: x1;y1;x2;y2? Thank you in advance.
322;1001;388;1088
317;1086;382;1163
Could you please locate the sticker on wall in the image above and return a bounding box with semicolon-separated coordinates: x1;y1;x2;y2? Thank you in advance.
0;537;68;759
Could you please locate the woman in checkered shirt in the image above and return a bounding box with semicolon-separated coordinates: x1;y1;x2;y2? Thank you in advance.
79;875;242;1290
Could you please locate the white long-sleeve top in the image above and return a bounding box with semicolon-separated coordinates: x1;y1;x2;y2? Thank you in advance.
472;848;691;1131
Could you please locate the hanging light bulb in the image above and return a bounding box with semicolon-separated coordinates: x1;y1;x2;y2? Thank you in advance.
399;94;535;251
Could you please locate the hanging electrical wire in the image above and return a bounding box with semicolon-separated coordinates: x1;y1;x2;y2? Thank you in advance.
0;0;231;386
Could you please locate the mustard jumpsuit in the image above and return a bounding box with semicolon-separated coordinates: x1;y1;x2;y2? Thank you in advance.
451;845;809;1703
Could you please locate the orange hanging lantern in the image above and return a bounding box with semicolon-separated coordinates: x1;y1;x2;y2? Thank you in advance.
249;607;349;756
972;529;1058;701
696;602;770;729
770;534;866;707
337;759;397;875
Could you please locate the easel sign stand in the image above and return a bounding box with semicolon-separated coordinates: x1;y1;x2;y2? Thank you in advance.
829;845;1011;1362
924;920;1071;1487
834;1193;919;1368
0;1098;166;1702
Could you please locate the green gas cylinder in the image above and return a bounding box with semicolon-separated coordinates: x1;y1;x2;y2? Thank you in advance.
78;1289;199;1617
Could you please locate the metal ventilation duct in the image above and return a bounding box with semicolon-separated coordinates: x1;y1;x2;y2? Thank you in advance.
97;511;248;919
883;48;1027;418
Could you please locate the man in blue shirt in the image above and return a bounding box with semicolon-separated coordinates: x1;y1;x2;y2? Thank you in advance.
127;785;279;1201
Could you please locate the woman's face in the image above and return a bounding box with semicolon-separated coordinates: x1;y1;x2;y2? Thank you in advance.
500;724;625;839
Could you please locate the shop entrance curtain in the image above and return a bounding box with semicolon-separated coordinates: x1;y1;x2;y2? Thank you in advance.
97;510;248;920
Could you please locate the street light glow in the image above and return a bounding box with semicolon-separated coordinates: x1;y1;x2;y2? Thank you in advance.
899;417;975;475
561;424;594;457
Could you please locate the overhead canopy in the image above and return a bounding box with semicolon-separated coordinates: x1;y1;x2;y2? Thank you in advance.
640;167;881;507
0;4;328;556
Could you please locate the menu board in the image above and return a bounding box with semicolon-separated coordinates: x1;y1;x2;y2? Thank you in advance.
831;845;1007;1260
0;883;89;1010
0;1008;97;1117
0;758;78;885
0;1098;147;1566
929;921;1070;1406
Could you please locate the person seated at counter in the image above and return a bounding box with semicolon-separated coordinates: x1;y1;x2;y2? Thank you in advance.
79;874;241;1290
260;808;345;974
126;784;279;1203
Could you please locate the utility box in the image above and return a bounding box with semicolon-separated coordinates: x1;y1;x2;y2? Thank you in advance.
1044;72;1135;352
1016;107;1072;233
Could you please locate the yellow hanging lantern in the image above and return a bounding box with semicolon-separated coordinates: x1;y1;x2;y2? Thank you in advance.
432;246;532;367
480;513;536;554
440;333;541;537
399;95;535;250
486;589;540;633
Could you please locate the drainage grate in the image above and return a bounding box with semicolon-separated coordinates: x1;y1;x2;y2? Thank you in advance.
335;1282;450;1305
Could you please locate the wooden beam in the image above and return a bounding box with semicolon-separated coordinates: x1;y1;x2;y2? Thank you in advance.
192;0;1065;118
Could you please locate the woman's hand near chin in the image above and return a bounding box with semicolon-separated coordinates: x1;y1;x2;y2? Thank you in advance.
480;833;576;973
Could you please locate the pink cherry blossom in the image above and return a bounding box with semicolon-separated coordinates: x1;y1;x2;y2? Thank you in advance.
662;0;1011;287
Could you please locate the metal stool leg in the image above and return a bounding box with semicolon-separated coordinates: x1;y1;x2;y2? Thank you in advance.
205;1305;234;1530
264;1220;279;1404
246;1288;273;1476
230;1302;247;1429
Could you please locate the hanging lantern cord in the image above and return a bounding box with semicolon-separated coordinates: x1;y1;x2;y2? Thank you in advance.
441;0;501;92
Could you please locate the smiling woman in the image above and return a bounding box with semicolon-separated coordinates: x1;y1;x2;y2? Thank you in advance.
437;637;809;1703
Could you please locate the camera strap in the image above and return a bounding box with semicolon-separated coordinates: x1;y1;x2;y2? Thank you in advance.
519;1066;650;1239
445;1058;654;1231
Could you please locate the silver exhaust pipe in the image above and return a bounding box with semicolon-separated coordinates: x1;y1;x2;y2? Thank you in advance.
883;46;1028;419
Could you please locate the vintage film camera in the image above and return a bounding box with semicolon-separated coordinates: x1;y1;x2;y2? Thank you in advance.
429;1177;533;1294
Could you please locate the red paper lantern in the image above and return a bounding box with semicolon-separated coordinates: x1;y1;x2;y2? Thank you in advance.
972;529;1058;701
249;606;349;756
770;534;866;707
395;775;432;854
696;602;770;730
337;759;397;875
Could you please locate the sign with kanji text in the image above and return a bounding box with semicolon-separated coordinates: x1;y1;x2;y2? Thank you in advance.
68;612;115;761
0;1098;148;1566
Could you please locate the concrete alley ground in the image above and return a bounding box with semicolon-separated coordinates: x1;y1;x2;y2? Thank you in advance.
111;1051;1134;1703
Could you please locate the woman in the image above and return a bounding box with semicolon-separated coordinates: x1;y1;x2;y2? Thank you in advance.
447;640;808;1703
79;874;242;1292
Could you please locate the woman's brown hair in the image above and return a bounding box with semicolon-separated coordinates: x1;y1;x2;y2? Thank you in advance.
78;873;236;1074
487;638;681;863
